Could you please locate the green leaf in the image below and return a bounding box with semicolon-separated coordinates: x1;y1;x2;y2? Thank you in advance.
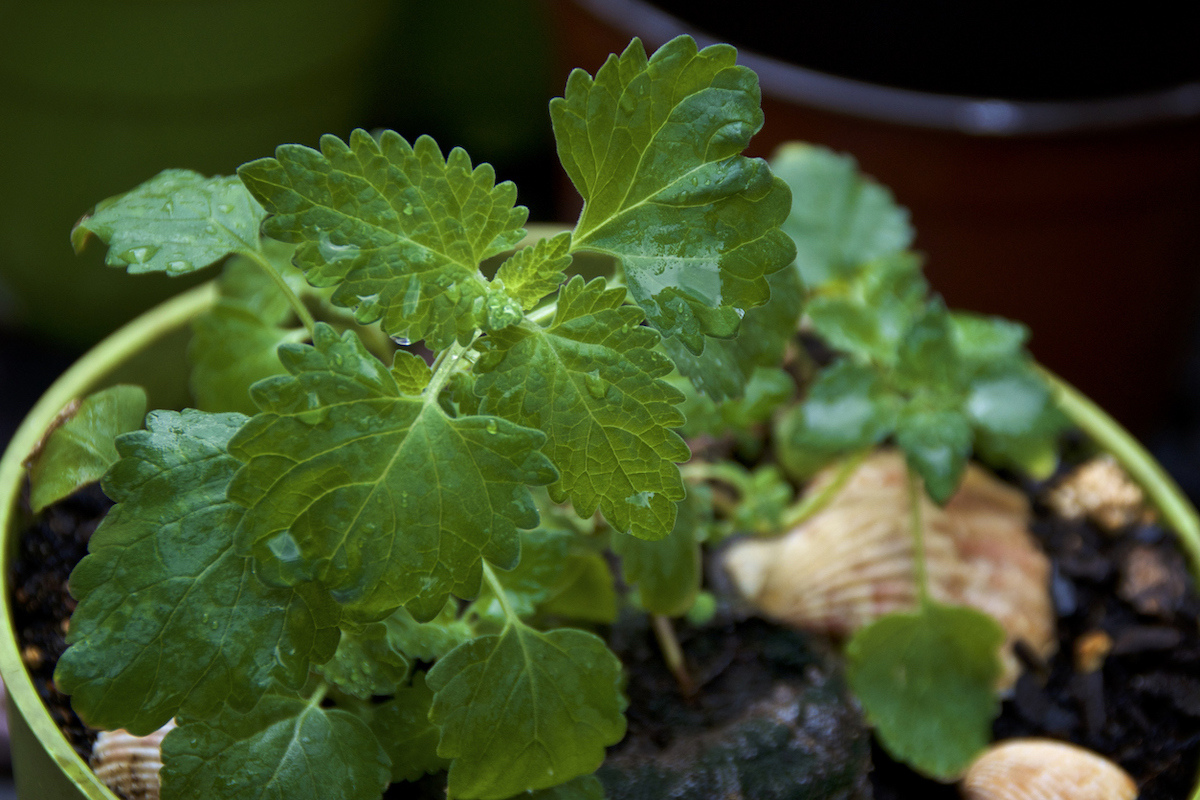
965;364;1054;437
161;690;391;800
893;301;961;393
228;324;557;619
612;488;708;616
676;367;796;440
553;36;795;353
71;169;265;275
769;142;912;289
189;249;305;415
370;672;449;783
895;407;972;504
428;623;626;799
27;385;146;513
806;251;927;366
494;231;573;310
55;411;340;735
238;129;528;350
790;361;897;451
385;601;475;663
538;553;618;624
315;621;410;700
389;349;433;395
475;277;689;540
472;528;573;624
664;265;804;402
729;466;793;536
846;602;1004;780
949;312;1029;361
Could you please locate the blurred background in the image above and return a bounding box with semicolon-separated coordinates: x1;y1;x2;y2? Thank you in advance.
2;0;1200;789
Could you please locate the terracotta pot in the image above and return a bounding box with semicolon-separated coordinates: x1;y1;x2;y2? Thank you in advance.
549;0;1200;434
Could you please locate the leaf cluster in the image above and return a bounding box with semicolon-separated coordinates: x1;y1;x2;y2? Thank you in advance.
43;33;1073;800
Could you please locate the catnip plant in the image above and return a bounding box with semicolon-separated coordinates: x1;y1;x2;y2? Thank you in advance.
48;35;1069;799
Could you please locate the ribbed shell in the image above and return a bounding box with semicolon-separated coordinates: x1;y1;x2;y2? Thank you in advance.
962;738;1138;800
90;720;175;800
723;451;1054;689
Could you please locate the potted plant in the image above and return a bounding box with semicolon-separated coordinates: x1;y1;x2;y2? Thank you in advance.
3;34;1199;800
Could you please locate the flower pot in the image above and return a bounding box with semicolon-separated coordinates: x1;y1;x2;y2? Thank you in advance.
548;0;1200;434
0;1;388;347
3;276;1200;796
0;283;217;799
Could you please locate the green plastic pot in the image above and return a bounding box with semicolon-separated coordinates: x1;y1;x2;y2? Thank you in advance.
3;280;1200;798
0;1;387;346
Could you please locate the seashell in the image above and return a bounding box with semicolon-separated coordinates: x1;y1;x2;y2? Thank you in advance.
1045;455;1147;532
961;738;1137;800
723;450;1054;689
90;719;175;800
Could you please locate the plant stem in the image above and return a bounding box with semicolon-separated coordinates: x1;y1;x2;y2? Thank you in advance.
651;614;695;696
1039;366;1200;577
779;449;870;529
306;681;329;711
906;464;931;606
481;560;517;624
680;461;753;493
245;249;316;337
424;336;476;406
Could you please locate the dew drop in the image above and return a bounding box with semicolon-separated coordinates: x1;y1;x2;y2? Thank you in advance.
584;370;607;400
486;420;499;434
403;203;414;216
391;335;412;346
216;203;235;214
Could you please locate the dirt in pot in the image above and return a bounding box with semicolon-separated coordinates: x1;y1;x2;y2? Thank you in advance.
10;474;1200;799
8;481;110;762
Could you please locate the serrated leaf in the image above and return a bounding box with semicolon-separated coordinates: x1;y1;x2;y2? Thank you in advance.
494;231;573;310
238;129;528;350
55;411;340;735
71;169;265;275
228;324;557;618
390;349;433;395
385;601;475;663
896;407;972;504
473;528;573;624
553;36;795;353
370;672;449;783
665;265;804;402
315;621;410;700
894;301;961;393
770;142;912;289
730;466;793;536
676;366;796;440
965;364;1053;437
427;624;626;799
475;277;688;540
806;251;927;366
189;251;306;415
161;690;391;800
612;487;707;616
28;385;146;513
846;602;1004;780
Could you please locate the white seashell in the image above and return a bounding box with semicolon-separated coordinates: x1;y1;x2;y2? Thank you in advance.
90;719;175;800
962;738;1137;800
724;450;1054;690
1045;455;1147;532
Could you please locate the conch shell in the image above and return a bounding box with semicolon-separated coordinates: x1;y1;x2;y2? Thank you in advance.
724;451;1054;689
961;738;1137;800
90;719;175;800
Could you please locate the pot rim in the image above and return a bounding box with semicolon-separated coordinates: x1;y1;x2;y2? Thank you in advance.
570;0;1200;136
0;282;217;799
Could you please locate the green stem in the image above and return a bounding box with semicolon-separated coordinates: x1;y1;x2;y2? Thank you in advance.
481;560;517;624
1039;366;1200;577
680;461;753;493
424;336;476;406
906;464;931;605
779;449;870;529
526;301;558;326
246;249;316;337
306;681;329;711
651;614;694;696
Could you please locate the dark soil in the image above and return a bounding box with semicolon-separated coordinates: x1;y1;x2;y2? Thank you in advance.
7;481;110;762
10;473;1200;798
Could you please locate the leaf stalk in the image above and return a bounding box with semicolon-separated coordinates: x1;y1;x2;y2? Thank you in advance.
906;464;931;606
779;449;870;530
651;614;695;696
245;249;316;337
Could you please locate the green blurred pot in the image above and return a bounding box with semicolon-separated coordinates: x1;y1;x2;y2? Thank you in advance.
0;1;387;346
